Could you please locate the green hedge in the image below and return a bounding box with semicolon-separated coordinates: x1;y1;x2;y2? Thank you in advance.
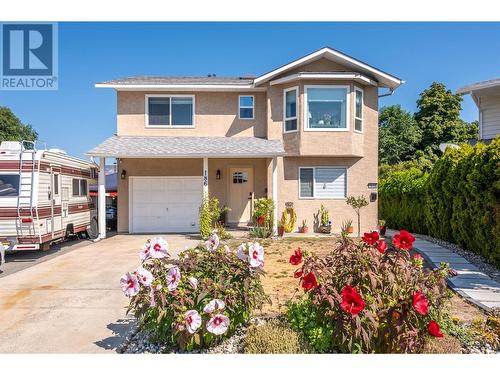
379;138;500;267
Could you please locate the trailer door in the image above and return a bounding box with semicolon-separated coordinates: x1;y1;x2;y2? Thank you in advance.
51;168;62;238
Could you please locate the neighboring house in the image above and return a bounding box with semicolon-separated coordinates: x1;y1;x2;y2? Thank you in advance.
458;78;500;142
88;47;404;237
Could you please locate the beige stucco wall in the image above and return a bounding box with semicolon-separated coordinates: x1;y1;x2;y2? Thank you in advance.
116;157;268;232
277;155;378;235
117;91;267;138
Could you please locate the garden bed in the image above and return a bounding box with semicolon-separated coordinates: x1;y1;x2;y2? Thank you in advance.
119;235;499;354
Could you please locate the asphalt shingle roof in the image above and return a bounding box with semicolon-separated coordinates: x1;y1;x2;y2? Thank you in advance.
87;135;285;158
97;76;255;86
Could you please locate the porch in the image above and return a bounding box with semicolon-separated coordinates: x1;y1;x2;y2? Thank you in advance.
87;135;285;238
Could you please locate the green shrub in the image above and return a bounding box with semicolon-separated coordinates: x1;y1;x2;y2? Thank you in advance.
253;198;275;231
244;319;311;354
249;225;273;239
199;195;228;240
379;138;500;267
286;233;450;353
122;235;268;351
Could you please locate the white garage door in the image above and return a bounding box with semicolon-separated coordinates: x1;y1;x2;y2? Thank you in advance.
130;176;202;233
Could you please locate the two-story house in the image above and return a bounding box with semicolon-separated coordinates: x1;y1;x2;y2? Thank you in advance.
88;47;404;237
458;78;500;143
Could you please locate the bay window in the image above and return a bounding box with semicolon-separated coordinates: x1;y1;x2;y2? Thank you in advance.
354;87;363;132
146;95;194;127
283;87;298;132
305;86;349;131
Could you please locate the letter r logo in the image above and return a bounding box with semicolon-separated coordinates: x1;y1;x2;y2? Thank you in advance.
2;24;53;76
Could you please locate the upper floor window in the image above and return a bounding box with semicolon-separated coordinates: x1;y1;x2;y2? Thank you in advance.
283;87;298;133
304;86;349;131
354;87;363;133
146;95;194;127
239;95;254;119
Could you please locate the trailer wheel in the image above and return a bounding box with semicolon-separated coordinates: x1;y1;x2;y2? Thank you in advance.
87;217;99;240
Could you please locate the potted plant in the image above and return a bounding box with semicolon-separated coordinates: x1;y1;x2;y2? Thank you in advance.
253;198;274;229
318;205;331;234
379;219;387;236
301;219;309;234
344;219;354;234
277;218;285;237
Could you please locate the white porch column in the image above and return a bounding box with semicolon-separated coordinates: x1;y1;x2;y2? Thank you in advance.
272;157;278;235
202;157;208;198
98;156;106;239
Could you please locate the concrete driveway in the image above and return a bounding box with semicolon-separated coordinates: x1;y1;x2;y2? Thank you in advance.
0;234;200;353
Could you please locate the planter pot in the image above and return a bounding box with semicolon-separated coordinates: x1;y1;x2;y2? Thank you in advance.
319;225;331;234
347;226;354;234
256;216;265;226
379;225;387;236
278;226;285;237
301;226;309;234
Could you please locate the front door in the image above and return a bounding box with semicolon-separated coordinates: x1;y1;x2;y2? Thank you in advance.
228;167;253;224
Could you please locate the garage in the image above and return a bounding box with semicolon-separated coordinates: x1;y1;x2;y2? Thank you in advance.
129;176;203;233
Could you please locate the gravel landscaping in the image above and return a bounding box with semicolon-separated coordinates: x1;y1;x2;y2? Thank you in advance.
413;233;500;283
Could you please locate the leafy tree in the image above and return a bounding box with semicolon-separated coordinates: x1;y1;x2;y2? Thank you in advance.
379;105;422;165
0;106;38;143
414;82;477;158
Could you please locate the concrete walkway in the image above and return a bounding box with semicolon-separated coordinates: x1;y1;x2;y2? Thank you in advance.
0;234;200;353
387;230;500;311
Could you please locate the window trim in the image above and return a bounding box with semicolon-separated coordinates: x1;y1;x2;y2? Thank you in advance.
283;86;299;134
145;94;196;128
238;95;255;120
354;86;364;134
0;173;20;197
303;85;350;132
298;166;348;200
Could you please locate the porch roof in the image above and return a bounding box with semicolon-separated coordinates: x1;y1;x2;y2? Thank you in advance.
87;135;285;158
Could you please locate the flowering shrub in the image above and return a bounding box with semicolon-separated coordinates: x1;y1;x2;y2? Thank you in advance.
286;230;451;353
121;233;268;351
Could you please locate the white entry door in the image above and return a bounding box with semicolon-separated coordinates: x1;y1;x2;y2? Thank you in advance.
130;176;202;233
228;167;254;224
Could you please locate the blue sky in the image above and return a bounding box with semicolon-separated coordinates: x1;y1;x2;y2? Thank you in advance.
1;22;499;158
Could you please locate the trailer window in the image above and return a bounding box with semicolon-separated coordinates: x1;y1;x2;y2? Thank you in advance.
53;174;59;195
80;179;88;196
72;179;80;196
0;175;20;196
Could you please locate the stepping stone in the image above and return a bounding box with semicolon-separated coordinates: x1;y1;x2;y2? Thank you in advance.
457;289;500;302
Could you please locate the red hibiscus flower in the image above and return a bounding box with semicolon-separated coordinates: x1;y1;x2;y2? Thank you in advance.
428;320;443;337
376;240;387;254
289;247;303;265
294;268;303;278
412;291;429;316
393;230;415;250
340;285;365;316
362;231;379;246
301;272;318;291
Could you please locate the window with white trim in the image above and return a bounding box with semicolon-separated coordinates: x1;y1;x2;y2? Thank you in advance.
305;86;348;130
299;167;347;199
354;87;363;132
284;87;298;132
147;96;194;127
72;178;88;197
239;95;254;119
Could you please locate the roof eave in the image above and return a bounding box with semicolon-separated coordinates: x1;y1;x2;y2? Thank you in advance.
86;152;285;158
94;84;266;92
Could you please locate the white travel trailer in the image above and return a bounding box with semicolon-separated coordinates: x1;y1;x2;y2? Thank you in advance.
0;141;98;251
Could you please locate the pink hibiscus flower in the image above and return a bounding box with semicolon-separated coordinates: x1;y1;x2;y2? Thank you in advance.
248;242;264;268
184;310;202;334
206;314;230;335
166;266;181;291
136;266;154;286
203;298;226;313
120;272;140;297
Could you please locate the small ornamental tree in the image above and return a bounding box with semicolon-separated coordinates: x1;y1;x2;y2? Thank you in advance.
287;230;450;353
346;195;369;237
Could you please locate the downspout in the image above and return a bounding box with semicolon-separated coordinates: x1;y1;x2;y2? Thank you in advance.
378;88;395;98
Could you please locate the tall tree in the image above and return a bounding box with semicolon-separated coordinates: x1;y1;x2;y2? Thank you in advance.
379;105;422;165
414;82;477;157
0;106;38;143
